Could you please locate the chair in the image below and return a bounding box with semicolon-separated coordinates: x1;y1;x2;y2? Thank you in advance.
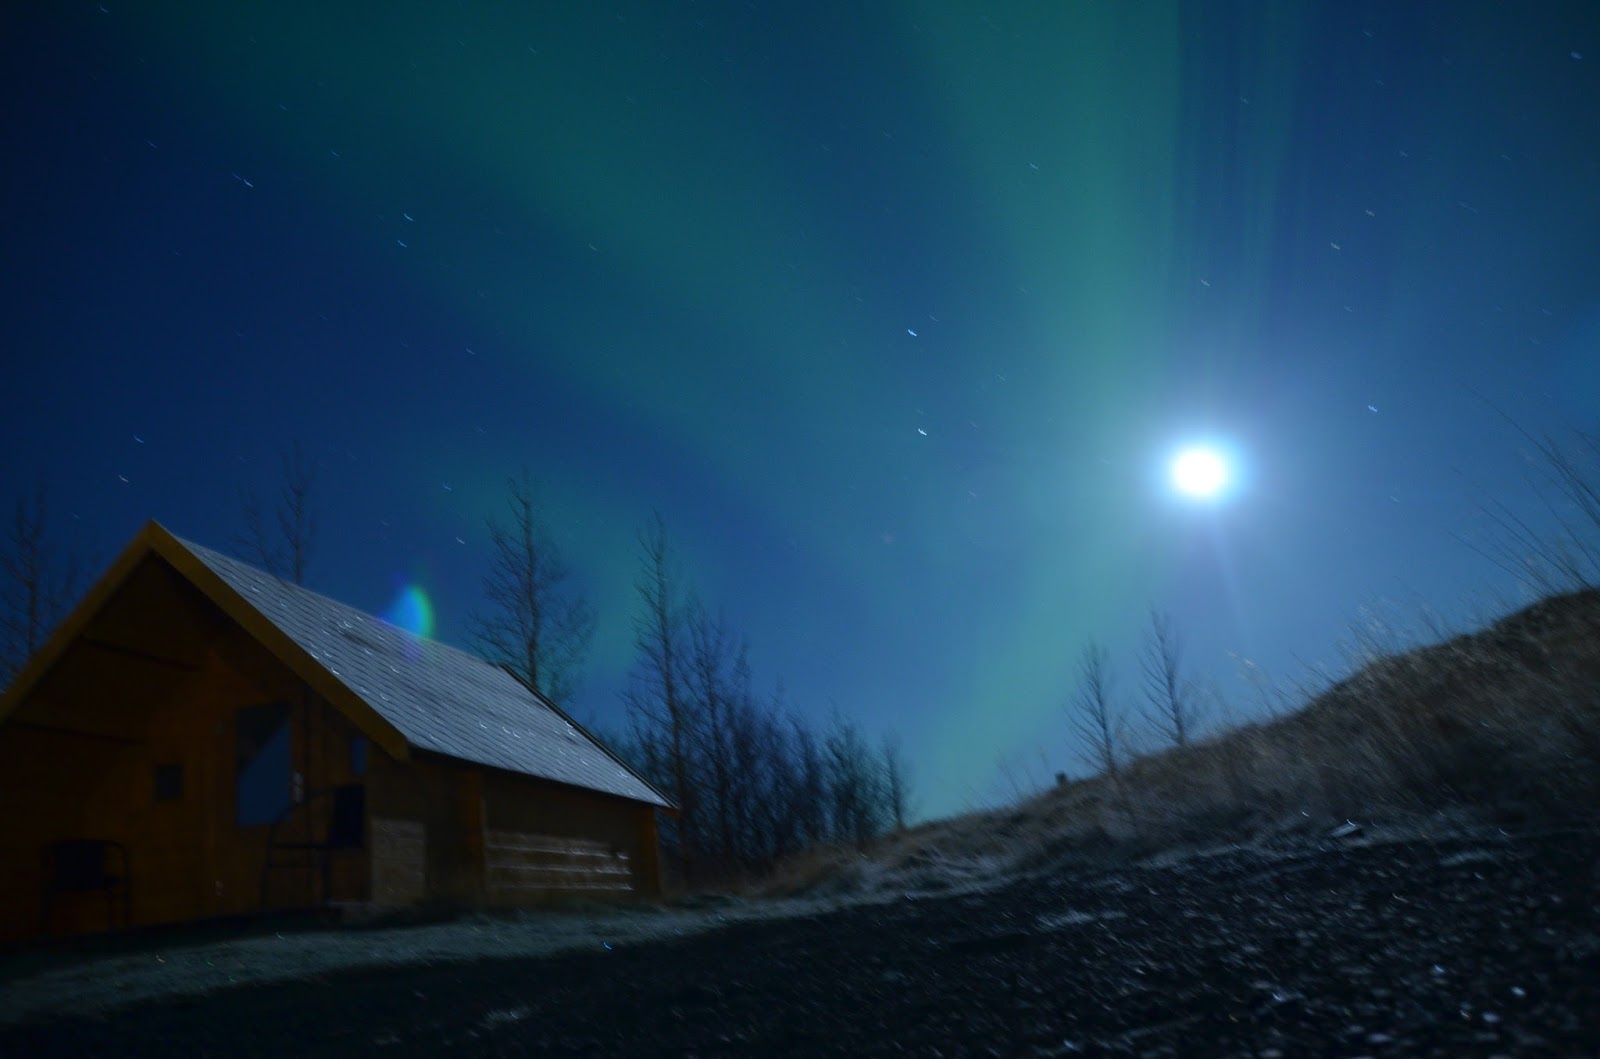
41;839;131;934
260;784;366;907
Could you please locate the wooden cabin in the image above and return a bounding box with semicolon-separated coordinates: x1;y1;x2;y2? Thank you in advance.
0;521;673;943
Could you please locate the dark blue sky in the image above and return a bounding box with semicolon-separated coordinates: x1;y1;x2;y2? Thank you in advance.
4;1;1597;816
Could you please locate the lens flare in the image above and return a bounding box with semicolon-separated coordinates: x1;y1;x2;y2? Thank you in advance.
382;584;435;638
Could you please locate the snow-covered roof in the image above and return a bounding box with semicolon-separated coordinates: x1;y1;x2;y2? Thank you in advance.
175;534;669;808
0;520;668;809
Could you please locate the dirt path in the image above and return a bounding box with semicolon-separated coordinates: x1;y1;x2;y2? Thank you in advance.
3;821;1596;1057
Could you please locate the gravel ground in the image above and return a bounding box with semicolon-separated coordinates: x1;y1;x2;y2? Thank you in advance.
0;896;845;1026
2;816;1596;1057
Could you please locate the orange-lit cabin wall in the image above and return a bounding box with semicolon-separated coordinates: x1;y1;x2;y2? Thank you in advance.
0;556;371;943
0;552;664;944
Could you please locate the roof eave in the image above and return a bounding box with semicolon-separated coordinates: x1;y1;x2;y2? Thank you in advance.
493;663;678;812
0;521;161;724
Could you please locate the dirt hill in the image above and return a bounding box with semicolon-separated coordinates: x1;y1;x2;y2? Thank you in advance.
765;588;1600;901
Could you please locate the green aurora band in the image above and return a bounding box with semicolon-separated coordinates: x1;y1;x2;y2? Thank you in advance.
126;2;1324;805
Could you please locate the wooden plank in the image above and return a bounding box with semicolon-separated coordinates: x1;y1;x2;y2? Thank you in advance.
483;844;614;857
486;851;626;868
484;856;626;869
491;864;620;877
490;862;631;876
487;879;632;895
486;843;617;858
370;817;425;906
482;829;635;899
489;878;630;892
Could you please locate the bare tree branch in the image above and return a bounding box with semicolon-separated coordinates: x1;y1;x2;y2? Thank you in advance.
613;514;905;882
823;710;883;848
235;440;316;584
881;733;912;831
236;487;283;579
472;469;594;705
623;511;700;872
1140;608;1198;748
1069;641;1123;778
1;481;81;686
687;599;737;871
279;441;316;586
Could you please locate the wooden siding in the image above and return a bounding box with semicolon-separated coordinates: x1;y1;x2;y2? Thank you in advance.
484;831;633;901
479;767;658;899
0;726;116;939
0;559;376;941
369;817;426;905
365;752;479;905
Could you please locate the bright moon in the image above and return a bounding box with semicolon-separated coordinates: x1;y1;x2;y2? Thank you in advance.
1170;447;1229;498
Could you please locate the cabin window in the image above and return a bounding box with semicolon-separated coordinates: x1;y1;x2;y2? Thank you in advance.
236;702;292;827
350;734;368;777
154;763;184;802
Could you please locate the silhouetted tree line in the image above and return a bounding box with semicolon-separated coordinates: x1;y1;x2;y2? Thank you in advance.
614;512;911;885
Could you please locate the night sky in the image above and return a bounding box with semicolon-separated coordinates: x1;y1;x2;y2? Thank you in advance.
4;2;1597;818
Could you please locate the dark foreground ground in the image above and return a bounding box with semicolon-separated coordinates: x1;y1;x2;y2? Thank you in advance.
3;818;1597;1058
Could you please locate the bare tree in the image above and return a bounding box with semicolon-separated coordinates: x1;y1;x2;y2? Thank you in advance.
789;714;829;847
823;711;884;847
472;470;595;706
1069;641;1123;777
623;512;700;873
750;690;806;862
610;513;910;881
1;482;80;686
719;653;763;869
686;627;796;876
881;733;912;831
686;600;738;871
237;440;316;584
1140;609;1198;748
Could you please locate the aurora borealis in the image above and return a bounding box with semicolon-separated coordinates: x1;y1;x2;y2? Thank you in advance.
4;2;1597;817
